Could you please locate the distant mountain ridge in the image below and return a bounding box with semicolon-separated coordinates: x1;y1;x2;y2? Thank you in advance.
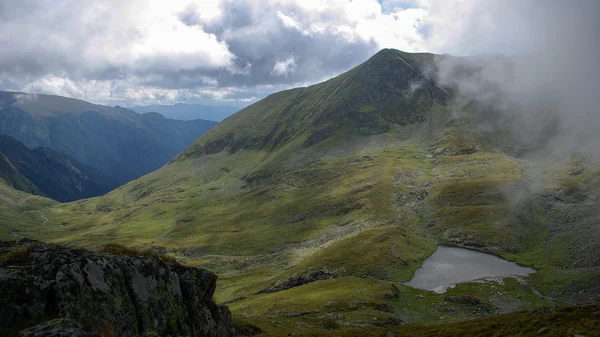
0;135;118;202
0;92;218;184
130;103;240;122
0;152;41;195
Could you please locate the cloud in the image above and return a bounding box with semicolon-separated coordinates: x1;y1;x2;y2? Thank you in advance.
0;0;429;105
0;0;597;110
0;1;233;75
276;11;306;34
429;0;600;156
271;57;297;76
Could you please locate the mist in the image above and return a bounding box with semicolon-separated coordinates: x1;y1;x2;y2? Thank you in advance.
429;0;600;159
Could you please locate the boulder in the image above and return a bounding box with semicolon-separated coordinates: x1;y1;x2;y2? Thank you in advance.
0;239;235;337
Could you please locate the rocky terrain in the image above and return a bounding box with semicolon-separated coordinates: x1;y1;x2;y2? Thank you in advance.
0;239;235;337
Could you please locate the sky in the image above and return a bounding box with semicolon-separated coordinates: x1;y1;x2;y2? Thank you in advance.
0;0;597;108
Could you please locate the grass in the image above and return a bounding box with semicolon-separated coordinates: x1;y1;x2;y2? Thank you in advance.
1;136;596;334
0;182;57;241
273;302;600;337
226;274;563;336
285;227;435;282
100;244;178;264
1;79;599;336
0;246;29;264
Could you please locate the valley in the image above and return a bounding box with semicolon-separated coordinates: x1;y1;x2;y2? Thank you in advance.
0;135;118;202
1;49;599;336
0;92;218;185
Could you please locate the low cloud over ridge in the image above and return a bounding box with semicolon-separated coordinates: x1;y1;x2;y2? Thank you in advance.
0;0;598;110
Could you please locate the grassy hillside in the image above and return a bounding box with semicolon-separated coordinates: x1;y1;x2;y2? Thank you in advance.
0;179;57;241
2;49;598;335
234;301;600;337
176;49;449;160
0;152;40;195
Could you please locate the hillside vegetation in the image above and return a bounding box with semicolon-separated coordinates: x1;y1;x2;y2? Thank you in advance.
1;49;598;335
0;152;40;195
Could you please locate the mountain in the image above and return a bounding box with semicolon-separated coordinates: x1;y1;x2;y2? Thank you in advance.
2;49;599;335
178;49;448;160
0;135;118;202
130;103;240;122
0;152;40;195
0;92;218;184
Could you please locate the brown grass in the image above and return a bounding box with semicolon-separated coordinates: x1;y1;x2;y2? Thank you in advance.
100;244;178;264
0;246;29;264
99;324;117;337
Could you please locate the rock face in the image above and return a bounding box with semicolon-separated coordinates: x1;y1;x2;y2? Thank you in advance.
0;239;236;337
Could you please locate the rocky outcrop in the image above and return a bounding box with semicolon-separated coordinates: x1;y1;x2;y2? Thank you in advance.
260;270;336;294
0;239;236;337
17;319;100;337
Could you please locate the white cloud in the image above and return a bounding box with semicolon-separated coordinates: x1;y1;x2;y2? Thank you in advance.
21;75;88;100
0;0;234;76
0;0;595;107
16;74;241;106
271;56;297;76
276;11;304;33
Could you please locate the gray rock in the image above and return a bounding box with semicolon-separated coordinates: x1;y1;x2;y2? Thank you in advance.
0;239;235;337
18;319;100;337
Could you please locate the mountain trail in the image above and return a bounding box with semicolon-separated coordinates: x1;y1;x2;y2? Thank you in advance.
21;210;48;225
10;231;26;238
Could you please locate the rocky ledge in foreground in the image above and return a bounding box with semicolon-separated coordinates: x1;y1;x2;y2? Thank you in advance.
0;239;235;337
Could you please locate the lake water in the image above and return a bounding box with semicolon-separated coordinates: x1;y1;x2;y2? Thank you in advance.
405;246;535;293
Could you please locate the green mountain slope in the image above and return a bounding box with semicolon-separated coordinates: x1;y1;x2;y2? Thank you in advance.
0;152;40;195
0;92;218;183
0;135;118;202
178;49;448;160
3;49;599;335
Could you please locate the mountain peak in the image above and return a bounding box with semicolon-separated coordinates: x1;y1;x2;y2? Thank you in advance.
177;49;450;160
369;47;408;60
